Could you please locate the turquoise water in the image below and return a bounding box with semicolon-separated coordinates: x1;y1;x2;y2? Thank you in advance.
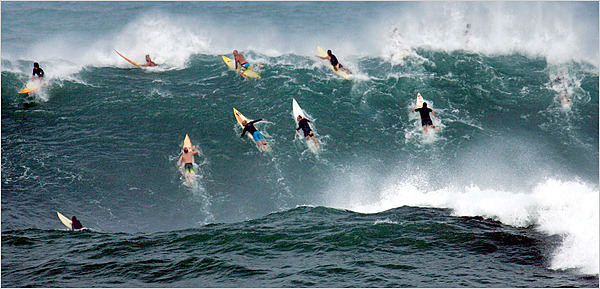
2;1;598;287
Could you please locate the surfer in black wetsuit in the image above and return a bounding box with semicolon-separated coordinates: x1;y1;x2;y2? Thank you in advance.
412;102;438;134
317;49;350;74
71;216;83;230
32;62;44;81
241;119;268;151
296;115;320;148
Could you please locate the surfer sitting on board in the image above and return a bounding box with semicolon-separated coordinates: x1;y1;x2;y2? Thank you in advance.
241;119;269;152
317;49;349;74
71;216;83;230
178;145;199;174
233;50;250;74
32;62;44;81
412;102;438;134
140;55;157;67
296;115;320;148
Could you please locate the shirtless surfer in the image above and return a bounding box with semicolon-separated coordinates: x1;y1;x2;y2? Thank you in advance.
140;55;157;67
178;145;199;183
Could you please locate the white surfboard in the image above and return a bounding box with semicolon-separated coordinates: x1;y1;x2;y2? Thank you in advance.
292;99;320;154
416;92;425;108
57;211;72;229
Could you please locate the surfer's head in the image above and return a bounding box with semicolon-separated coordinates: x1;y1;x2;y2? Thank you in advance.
233;50;238;55
242;120;247;125
422;102;428;108
72;216;78;222
145;55;151;61
33;62;39;68
327;50;332;56
183;148;189;153
297;115;302;121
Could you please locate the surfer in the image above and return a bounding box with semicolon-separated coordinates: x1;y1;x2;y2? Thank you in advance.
140;55;157;67
554;77;570;105
233;50;250;75
241;119;269;152
296;115;320;148
412;102;438;134
71;216;83;230
317;49;349;74
31;62;44;81
178;145;199;174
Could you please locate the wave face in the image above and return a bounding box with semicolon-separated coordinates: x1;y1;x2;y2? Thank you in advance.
2;1;598;287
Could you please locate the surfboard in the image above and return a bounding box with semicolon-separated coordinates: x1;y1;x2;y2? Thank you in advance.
115;50;141;67
233;108;255;142
183;134;192;151
292;98;306;120
18;79;42;94
317;46;352;80
416;93;425;108
57;211;72;229
222;55;261;79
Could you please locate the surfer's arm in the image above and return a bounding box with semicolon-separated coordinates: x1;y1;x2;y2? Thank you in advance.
249;119;265;125
240;127;248;138
178;154;184;165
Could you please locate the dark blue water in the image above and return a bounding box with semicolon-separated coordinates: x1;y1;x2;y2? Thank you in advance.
2;1;598;287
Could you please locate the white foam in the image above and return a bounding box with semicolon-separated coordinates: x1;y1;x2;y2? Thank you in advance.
333;178;598;275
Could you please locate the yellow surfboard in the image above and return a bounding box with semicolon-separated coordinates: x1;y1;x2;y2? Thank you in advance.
18;79;42;94
183;134;192;151
317;46;352;80
233;108;255;142
222;55;261;79
115;50;141;67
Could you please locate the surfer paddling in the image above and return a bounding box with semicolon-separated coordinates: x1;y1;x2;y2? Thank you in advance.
412;102;438;134
178;145;199;183
241;119;269;152
317;49;350;74
296;115;320;148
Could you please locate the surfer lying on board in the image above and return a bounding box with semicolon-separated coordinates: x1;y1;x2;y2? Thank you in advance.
71;216;83;230
412;102;438;134
32;62;44;81
178;145;199;174
317;49;350;74
296;115;320;148
140;55;157;67
241;119;269;151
